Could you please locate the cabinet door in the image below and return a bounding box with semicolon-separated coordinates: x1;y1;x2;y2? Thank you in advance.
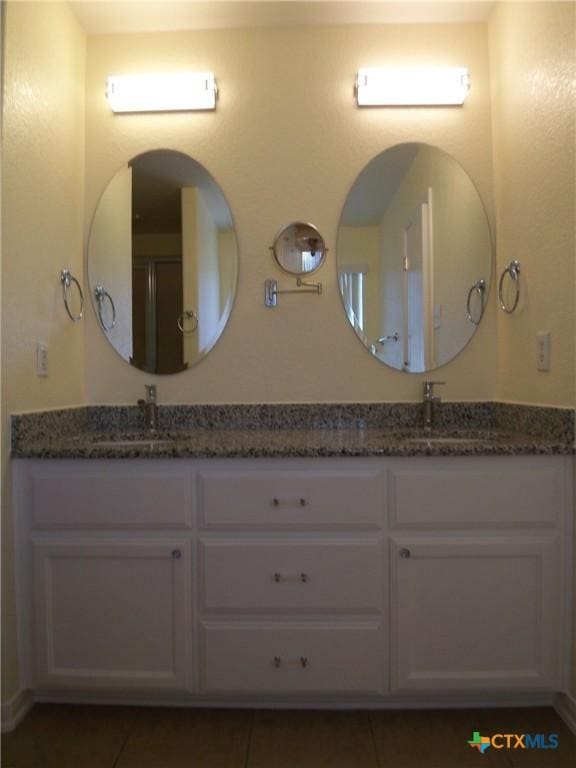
390;536;561;693
32;539;191;692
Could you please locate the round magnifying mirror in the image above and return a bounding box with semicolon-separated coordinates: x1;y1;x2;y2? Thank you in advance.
88;149;238;374
271;222;326;275
337;143;493;373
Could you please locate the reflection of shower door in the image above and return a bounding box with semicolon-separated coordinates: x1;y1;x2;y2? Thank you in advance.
132;259;184;374
402;191;434;372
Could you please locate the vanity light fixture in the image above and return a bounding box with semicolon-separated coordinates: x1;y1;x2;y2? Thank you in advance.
355;67;470;106
106;72;217;113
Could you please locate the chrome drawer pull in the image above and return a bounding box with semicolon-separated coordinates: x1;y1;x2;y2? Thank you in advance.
271;498;308;508
273;656;309;668
273;572;309;583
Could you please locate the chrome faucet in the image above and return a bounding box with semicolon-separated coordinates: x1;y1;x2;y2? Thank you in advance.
422;380;445;432
138;384;158;433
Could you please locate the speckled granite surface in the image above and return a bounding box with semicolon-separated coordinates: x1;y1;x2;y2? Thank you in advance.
10;402;574;459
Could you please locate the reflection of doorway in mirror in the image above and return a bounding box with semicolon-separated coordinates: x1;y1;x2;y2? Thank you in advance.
402;190;434;372
132;258;184;374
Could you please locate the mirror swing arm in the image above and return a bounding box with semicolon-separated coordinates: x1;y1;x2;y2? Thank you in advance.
264;278;322;308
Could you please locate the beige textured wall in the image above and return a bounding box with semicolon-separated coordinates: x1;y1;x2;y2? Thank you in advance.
488;0;576;703
489;1;575;407
84;23;497;405
1;1;86;702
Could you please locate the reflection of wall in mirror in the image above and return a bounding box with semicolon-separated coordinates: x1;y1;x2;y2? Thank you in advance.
218;231;236;314
403;201;430;372
379;146;489;370
182;188;221;362
89;165;133;360
379;208;405;371
430;152;490;365
337;227;380;345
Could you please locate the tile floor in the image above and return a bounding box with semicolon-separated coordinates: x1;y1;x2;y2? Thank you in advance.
2;704;575;767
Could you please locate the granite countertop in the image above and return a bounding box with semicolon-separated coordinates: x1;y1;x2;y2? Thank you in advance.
10;403;575;459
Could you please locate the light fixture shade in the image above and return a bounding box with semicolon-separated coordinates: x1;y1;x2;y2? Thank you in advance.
106;72;217;113
356;67;470;106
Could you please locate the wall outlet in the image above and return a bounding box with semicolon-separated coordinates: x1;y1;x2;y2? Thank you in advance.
36;342;48;377
536;331;551;371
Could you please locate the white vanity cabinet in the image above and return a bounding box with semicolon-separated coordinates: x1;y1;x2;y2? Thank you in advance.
196;461;386;695
31;538;192;692
14;460;195;694
13;454;572;705
387;457;570;694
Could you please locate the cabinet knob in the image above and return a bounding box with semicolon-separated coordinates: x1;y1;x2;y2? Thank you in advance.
399;547;411;559
171;549;181;559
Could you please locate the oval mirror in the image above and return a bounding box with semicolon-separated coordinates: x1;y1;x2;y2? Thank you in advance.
337;143;493;373
271;222;326;275
88;149;238;374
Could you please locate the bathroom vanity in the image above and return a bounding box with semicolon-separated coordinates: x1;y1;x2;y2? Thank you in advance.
11;403;574;707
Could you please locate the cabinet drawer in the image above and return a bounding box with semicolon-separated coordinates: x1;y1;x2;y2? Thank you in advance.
388;456;564;528
201;539;382;613
24;460;193;529
199;464;384;529
202;621;383;693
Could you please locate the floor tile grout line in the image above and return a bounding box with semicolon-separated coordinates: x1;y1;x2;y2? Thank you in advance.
110;733;130;768
244;708;256;768
110;715;137;768
367;710;384;768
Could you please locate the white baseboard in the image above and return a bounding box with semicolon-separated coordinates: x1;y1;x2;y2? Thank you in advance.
33;690;555;710
1;688;567;731
1;690;34;733
555;692;576;735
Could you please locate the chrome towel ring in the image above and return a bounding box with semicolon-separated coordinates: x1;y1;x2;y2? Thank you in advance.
498;260;521;313
60;268;83;322
94;285;116;332
177;309;198;334
466;279;486;325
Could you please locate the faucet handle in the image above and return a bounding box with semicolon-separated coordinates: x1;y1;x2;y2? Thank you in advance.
144;384;157;403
